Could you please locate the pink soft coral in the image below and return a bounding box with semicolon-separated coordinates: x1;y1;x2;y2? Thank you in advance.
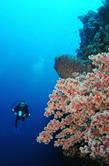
37;52;109;164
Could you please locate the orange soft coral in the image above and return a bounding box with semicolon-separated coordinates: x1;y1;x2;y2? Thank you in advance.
37;52;109;164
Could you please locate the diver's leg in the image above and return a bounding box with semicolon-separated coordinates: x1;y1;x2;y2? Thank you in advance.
15;116;19;128
21;117;25;121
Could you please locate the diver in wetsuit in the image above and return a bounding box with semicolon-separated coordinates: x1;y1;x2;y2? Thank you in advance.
12;101;31;128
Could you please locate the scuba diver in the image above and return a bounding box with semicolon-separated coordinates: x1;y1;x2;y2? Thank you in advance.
12;100;31;128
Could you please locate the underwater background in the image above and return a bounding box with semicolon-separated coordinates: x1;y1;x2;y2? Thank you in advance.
0;0;102;166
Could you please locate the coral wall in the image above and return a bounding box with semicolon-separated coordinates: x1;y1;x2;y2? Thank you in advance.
37;52;109;165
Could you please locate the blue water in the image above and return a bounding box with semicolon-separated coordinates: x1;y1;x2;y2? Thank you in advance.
0;0;102;166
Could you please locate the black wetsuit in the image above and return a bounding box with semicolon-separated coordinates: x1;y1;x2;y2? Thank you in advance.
14;103;30;128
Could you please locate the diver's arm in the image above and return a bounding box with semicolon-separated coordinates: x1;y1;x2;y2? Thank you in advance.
27;108;31;117
28;113;31;117
24;106;31;117
12;108;17;115
12;108;15;112
12;105;19;115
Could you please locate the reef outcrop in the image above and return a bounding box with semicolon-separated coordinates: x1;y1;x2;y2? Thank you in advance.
38;52;109;166
55;0;109;78
77;0;109;59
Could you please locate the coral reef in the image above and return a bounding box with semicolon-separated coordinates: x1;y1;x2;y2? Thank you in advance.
55;0;109;78
37;52;109;165
37;1;109;165
76;0;109;59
